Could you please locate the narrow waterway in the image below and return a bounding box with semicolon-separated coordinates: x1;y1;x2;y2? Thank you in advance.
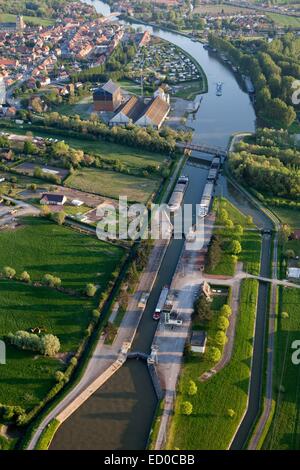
50;0;262;450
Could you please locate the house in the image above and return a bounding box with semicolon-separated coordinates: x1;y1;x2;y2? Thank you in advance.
190;331;207;354
40;193;67;206
93;79;122;112
135;96;170;129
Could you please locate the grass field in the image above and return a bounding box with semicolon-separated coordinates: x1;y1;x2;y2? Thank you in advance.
206;198;261;276
65;168;160;203
0;13;54;26
174;80;204;100
264;287;300;449
267;12;300;27
167;279;259;449
0;280;93;410
268;204;300;229
0;122;168;173
0;217;124;291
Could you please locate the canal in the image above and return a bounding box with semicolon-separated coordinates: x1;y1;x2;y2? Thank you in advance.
50;0;265;450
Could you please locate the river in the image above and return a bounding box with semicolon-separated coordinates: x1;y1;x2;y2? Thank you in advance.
50;0;262;450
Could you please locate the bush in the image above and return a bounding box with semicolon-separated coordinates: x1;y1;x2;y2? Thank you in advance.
187;380;198;396
86;283;97;297
3;266;16;279
7;330;60;357
228;240;242;255
181;401;193;416
20;271;31;283
217;316;230;331
227;408;236;418
43;274;61;288
215;331;227;346
220;304;232;317
55;371;65;382
52;211;66;226
207;346;221;363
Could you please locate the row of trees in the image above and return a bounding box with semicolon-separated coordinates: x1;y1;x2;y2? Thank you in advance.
7;330;60;357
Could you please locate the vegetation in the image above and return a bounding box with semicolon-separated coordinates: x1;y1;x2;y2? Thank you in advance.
209;33;299;129
35;419;60;450
205;198;261;276
0;217;124;291
65;167;159;203
230;129;300;221
167;279;259;450
264;287;300;450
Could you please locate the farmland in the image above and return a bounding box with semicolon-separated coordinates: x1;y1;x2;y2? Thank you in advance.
0;280;92;411
264;287;300;450
167;279;259;450
65;168;160;203
0;217;124;291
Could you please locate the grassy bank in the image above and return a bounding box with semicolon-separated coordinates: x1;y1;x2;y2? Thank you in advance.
167;279;259;449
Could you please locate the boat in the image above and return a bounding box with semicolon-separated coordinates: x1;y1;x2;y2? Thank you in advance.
153;286;169;320
216;81;223;96
167;175;189;212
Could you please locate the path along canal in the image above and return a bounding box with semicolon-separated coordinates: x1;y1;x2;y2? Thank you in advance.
50;0;270;450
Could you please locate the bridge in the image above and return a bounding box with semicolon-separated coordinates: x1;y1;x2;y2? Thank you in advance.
177;142;228;158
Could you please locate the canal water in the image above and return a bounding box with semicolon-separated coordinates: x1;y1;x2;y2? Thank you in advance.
50;0;258;450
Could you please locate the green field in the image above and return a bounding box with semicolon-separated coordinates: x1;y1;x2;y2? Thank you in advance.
268;12;300;27
264;287;300;449
174;80;204;101
167;279;259;449
0;13;54;26
0;280;92;410
0;217;124;291
269;204;300;229
206;198;261;276
65;168;160;203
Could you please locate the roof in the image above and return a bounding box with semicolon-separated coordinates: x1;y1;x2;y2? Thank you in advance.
41;193;65;203
287;267;300;278
191;330;207;347
142;96;170;127
113;96;146;121
102;79;120;95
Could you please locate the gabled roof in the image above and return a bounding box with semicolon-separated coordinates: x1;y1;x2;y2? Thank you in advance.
102;79;120;95
141;96;170;126
114;95;146;121
41;193;65;203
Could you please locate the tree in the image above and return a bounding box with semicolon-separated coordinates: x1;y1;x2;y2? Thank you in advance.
220;304;232;317
52;211;66;226
285;249;295;259
55;371;65;382
218;208;229;223
3;266;16;279
225;218;234;229
40;334;60;356
227;408;236;418
228;240;242;255
86;283;97;297
20;271;30;283
43;274;61;288
194;295;212;322
246;215;253;225
217;316;229;331
207;347;221;363
181;401;193;416
215;331;227;347
187;380;198;396
235;225;244;236
23;140;37;155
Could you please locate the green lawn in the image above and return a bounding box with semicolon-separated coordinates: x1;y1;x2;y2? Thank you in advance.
269;204;300;229
174;80;204;100
0;217;124;291
264;287;300;449
65;168;160;203
206;198;261;276
167;279;259;450
267;12;300;27
0;280;92;411
0;13;54;26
